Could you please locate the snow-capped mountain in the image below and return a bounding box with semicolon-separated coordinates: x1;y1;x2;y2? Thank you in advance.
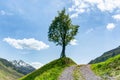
11;60;30;67
10;60;35;75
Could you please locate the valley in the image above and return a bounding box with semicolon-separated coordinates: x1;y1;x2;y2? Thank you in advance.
19;46;120;80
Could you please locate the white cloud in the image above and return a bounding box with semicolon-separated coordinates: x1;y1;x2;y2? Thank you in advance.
112;14;120;20
3;38;49;50
69;0;120;18
0;10;6;15
30;62;43;69
70;39;78;45
85;28;94;34
70;13;79;18
0;10;13;16
106;23;116;30
69;0;88;18
70;8;85;18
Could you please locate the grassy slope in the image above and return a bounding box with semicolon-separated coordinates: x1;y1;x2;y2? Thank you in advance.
89;46;120;64
0;62;23;80
91;54;120;79
0;58;35;75
20;57;76;80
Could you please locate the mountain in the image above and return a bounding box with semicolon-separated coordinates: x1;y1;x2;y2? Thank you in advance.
91;54;120;79
0;58;35;75
11;60;35;75
0;58;23;80
19;57;76;80
0;58;35;80
89;46;120;64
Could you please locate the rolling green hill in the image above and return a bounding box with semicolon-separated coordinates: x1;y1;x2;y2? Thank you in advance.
0;60;23;80
91;54;120;79
89;46;120;64
20;57;76;80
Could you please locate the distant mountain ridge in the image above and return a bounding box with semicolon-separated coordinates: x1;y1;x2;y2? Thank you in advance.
0;58;23;80
10;60;35;74
11;60;30;67
89;46;120;64
0;57;35;75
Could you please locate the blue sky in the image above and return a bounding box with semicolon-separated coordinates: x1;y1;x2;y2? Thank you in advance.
0;0;120;68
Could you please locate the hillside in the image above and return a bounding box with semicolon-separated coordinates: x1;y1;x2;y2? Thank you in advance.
20;57;76;80
0;57;35;80
0;58;35;75
91;54;120;79
89;46;120;64
0;59;23;80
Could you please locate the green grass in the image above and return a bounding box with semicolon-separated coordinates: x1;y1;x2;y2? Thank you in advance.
20;57;76;80
91;54;120;79
73;65;85;80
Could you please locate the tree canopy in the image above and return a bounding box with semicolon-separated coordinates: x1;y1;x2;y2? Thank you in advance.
48;9;79;58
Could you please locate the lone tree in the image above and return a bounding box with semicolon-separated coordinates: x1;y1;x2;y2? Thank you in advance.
48;9;79;58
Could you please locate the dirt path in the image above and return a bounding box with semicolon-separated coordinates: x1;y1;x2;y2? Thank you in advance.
59;66;75;80
59;65;102;80
79;65;101;80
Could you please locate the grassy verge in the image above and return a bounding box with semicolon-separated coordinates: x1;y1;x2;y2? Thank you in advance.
73;65;85;80
20;57;76;80
91;54;120;79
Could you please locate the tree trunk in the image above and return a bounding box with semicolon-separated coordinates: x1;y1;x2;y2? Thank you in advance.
60;44;66;58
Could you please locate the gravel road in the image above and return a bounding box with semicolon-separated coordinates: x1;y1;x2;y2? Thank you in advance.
59;65;102;80
59;66;75;80
79;65;102;80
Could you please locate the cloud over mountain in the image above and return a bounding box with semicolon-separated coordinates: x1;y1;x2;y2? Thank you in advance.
30;62;43;69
